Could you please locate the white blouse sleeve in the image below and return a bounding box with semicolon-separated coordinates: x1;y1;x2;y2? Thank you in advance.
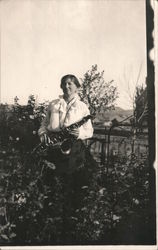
78;103;93;140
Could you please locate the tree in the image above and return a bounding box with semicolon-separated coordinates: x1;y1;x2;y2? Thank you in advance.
134;84;148;126
79;65;118;116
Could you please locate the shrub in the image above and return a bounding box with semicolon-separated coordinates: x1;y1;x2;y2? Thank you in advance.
0;97;151;245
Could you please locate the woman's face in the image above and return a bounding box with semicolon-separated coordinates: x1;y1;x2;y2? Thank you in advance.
62;78;78;97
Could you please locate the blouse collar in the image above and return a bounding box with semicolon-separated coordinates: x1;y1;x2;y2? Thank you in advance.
58;94;79;113
59;94;79;105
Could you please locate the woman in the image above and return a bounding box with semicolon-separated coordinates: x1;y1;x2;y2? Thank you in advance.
38;74;94;174
38;75;96;242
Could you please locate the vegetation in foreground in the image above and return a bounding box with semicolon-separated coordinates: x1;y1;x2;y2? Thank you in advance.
0;96;152;245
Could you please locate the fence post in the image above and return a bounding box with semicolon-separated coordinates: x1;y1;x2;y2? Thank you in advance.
145;0;156;243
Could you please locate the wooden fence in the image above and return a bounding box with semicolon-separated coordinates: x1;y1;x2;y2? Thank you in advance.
86;125;148;164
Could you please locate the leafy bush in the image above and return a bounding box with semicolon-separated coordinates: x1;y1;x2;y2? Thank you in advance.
79;65;118;115
69;154;150;244
0;97;151;245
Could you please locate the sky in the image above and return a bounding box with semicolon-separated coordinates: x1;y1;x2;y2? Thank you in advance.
0;0;147;109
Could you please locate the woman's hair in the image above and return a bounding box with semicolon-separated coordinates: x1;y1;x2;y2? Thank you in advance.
60;74;81;89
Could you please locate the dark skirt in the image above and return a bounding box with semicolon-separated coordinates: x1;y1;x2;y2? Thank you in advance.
43;138;97;190
45;140;93;172
40;139;97;243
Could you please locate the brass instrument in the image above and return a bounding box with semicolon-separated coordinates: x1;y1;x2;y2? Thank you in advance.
34;115;92;155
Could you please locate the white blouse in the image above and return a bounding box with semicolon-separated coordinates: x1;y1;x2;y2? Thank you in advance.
38;95;93;140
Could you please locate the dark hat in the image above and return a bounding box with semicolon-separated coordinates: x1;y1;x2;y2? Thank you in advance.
60;74;81;89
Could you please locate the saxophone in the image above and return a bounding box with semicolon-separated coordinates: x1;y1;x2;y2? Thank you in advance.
34;115;92;155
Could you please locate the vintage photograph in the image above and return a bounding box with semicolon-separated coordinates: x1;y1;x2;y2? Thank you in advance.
0;0;156;247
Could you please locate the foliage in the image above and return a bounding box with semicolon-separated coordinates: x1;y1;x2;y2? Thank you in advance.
134;85;148;125
0;95;48;152
71;154;150;244
0;97;151;245
79;64;118;115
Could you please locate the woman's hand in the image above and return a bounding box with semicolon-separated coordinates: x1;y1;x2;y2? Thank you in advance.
40;133;51;145
69;128;79;138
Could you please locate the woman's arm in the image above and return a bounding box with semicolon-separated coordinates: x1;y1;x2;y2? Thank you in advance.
78;119;93;140
78;103;93;140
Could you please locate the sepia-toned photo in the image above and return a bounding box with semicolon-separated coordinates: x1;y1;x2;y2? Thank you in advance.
0;0;157;249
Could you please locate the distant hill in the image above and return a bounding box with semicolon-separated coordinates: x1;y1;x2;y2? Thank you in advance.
94;106;133;125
